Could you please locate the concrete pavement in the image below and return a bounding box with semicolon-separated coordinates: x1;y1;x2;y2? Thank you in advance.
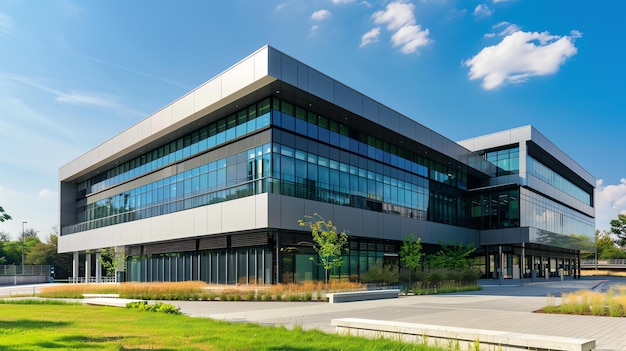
2;277;625;350
171;277;626;351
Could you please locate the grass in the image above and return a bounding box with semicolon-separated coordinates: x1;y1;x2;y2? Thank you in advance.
540;284;626;317
0;301;447;350
38;280;364;301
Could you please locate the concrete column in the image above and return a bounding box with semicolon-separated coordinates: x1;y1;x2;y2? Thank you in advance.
95;251;102;283
521;242;525;280
72;252;79;282
85;253;91;283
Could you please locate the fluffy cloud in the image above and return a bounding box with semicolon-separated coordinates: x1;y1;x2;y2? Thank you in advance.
372;1;416;30
360;27;381;47
0;13;15;35
464;29;580;90
363;0;431;54
311;9;331;21
391;24;430;54
473;4;492;17
595;179;626;230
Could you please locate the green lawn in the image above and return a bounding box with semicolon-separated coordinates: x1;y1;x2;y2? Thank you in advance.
0;301;442;350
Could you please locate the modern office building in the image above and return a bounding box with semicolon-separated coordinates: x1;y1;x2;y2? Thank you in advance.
58;46;595;284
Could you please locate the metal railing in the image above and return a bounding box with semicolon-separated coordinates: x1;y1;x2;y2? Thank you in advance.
68;276;117;284
0;265;51;276
580;259;626;268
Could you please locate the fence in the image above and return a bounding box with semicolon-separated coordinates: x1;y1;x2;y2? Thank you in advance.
0;265;52;285
68;276;118;284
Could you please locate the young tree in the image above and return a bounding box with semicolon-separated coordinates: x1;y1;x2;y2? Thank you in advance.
298;213;348;284
0;206;11;223
399;234;423;288
429;241;476;269
98;247;126;277
610;214;626;248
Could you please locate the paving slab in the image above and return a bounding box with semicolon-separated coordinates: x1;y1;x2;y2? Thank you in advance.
171;276;626;350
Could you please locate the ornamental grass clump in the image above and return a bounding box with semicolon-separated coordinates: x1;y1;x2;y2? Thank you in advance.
543;284;626;317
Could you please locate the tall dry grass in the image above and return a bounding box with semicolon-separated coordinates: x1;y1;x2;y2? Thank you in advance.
38;280;364;301
544;284;626;317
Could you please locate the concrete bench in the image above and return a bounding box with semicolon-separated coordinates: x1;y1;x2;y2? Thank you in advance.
82;293;120;298
326;289;399;303
332;318;595;351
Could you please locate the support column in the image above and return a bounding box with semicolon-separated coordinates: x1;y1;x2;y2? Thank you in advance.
95;251;102;283
498;245;504;285
521;242;525;280
72;252;79;283
85;253;91;283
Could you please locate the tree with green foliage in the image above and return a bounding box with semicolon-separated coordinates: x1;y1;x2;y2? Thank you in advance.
298;213;348;284
610;214;626;248
98;247;126;277
594;230;626;259
429;241;476;269
399;234;423;287
27;233;73;278
0;205;11;223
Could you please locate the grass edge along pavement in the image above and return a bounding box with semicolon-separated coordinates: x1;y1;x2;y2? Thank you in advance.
0;300;448;351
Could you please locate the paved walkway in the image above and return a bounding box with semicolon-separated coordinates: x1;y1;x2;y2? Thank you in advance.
2;277;626;350
171;277;626;351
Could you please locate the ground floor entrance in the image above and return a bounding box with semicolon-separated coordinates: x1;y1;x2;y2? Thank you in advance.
475;243;581;280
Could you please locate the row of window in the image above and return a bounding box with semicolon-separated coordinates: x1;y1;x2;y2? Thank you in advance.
78;99;271;195
77;96;472;200
527;157;591;206
484;147;520;176
272;98;468;190
470;189;520;230
520;188;594;241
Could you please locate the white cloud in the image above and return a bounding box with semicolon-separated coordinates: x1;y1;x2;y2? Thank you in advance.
491;21;520;36
369;0;431;54
311;25;319;32
493;0;512;3
372;1;415;31
391;24;430;54
38;188;58;200
360;27;381;47
11;75;145;117
312;9;331;21
464;30;579;90
473;4;492;17
0;13;15;35
595;179;626;231
332;0;356;3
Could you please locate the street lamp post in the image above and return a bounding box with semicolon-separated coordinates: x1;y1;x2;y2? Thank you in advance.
21;221;27;274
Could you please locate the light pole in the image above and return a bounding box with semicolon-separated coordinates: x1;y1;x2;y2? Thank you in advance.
21;221;27;274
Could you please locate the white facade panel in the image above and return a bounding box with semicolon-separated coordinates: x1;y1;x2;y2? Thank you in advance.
222;55;256;98
194;77;222;114
254;47;269;82
172;93;195;124
58;195;270;253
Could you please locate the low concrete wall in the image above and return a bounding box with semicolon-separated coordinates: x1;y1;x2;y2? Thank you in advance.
0;275;50;286
332;318;595;351
326;289;399;303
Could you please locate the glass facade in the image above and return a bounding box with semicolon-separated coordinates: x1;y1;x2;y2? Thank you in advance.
470;189;520;230
64;97;473;235
527;156;592;206
520;188;594;249
62;91;595;283
484;147;519;176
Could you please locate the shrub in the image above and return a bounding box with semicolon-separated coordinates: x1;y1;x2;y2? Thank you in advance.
126;301;181;314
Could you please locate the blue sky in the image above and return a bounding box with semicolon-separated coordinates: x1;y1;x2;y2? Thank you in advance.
0;0;624;239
